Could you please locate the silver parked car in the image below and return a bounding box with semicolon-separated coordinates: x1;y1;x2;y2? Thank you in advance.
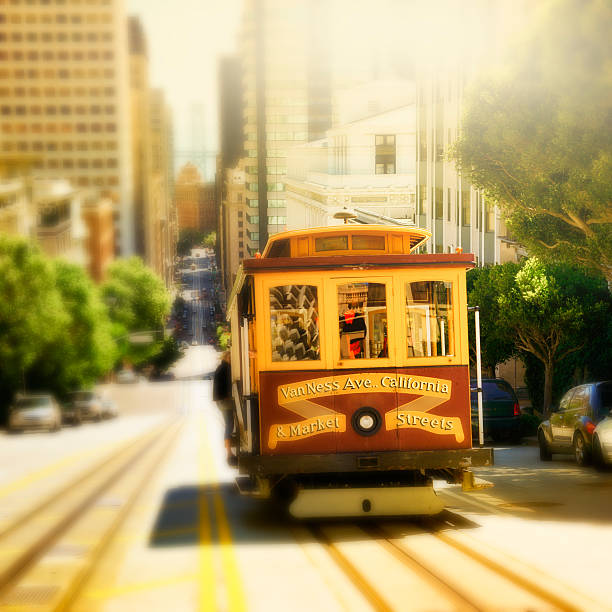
101;397;118;419
590;383;612;466
67;390;103;421
9;394;62;432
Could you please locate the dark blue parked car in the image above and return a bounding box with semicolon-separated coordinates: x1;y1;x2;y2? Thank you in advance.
471;378;521;443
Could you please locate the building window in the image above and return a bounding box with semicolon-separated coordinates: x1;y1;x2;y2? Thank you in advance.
485;200;495;232
447;188;452;221
375;135;396;174
461;190;471;227
435;188;443;220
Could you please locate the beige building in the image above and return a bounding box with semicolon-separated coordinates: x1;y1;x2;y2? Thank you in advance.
128;16;151;262
0;162;90;267
286;83;417;230
148;88;176;287
415;1;529;263
0;0;135;255
220;160;254;294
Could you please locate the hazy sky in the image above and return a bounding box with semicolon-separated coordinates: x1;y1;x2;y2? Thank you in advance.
128;0;242;175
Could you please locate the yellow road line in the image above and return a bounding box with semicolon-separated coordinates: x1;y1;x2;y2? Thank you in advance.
198;404;246;612
198;411;217;612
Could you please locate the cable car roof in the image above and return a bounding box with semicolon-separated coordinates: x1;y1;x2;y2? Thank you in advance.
261;225;431;258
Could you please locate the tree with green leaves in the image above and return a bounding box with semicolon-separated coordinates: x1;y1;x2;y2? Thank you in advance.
0;237;68;413
101;257;170;366
466;263;519;375
452;0;612;286
176;228;204;257
28;260;116;398
203;231;216;249
497;258;611;416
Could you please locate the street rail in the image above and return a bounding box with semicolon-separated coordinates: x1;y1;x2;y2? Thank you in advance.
0;419;182;610
298;513;607;612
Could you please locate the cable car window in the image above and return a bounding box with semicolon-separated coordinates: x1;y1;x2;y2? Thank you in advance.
269;285;320;361
267;238;290;258
406;281;454;357
315;235;348;252
352;235;385;251
337;282;388;359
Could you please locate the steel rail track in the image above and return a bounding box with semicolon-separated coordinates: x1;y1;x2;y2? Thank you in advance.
303;515;605;612
0;419;183;610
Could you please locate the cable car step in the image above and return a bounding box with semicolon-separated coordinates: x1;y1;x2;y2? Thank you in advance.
289;485;444;518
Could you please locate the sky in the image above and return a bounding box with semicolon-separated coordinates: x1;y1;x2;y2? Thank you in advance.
128;0;242;177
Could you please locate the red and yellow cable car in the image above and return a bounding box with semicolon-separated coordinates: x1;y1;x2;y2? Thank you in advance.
227;225;492;517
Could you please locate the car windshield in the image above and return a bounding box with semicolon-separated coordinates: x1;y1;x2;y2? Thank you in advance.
600;383;612;412
15;397;51;409
471;380;515;401
70;391;94;401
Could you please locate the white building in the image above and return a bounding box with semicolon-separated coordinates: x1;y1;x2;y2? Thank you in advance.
286;103;417;230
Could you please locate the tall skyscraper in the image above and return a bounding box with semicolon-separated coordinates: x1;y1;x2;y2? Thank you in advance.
239;0;331;251
0;0;135;254
128;15;151;261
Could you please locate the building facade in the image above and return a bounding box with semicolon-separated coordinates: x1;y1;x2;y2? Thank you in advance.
415;1;529;263
0;0;135;254
175;163;214;234
239;0;331;252
148;88;175;287
286;102;417;229
220;160;251;294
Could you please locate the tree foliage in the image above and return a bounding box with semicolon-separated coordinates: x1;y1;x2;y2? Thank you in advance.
0;237;67;409
101;257;170;365
467;264;519;375
452;0;612;285
0;237;118;417
203;231;216;249
28;261;116;398
473;258;612;416
176;228;204;257
148;336;183;376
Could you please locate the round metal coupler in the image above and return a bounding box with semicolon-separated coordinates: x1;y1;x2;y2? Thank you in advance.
351;406;382;436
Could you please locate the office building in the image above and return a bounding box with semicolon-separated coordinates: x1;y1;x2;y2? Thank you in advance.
286;84;417;230
0;0;134;254
239;0;331;251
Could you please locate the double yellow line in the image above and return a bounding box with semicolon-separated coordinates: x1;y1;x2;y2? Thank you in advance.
197;409;246;612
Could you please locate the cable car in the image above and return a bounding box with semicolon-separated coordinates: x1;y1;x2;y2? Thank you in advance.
227;225;492;518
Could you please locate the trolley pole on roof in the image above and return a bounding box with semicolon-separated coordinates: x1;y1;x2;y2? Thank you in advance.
468;306;484;448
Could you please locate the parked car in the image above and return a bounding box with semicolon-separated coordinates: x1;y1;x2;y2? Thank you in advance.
100;397;118;419
470;378;521;443
9;394;62;432
117;369;138;384
538;381;612;465
585;383;612;467
67;390;103;421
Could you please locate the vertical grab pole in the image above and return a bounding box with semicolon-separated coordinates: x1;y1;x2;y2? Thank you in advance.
241;317;253;453
474;307;484;447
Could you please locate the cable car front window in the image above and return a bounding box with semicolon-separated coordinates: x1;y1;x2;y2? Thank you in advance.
337;282;388;360
269;285;320;361
406;281;454;357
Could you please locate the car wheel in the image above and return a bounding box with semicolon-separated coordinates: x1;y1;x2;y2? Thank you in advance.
538;431;552;461
592;435;606;471
573;432;590;466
